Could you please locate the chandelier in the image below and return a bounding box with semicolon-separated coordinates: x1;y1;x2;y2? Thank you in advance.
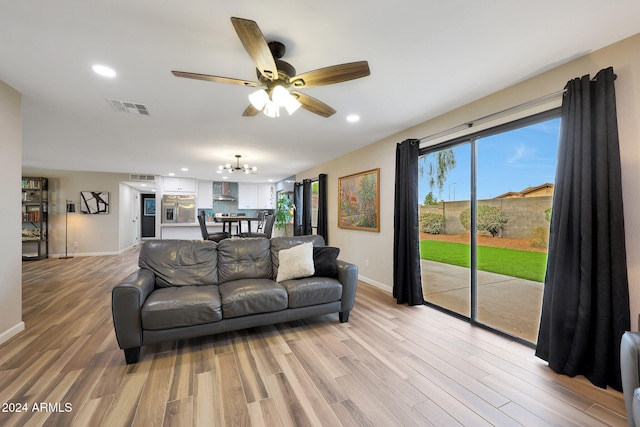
217;155;257;174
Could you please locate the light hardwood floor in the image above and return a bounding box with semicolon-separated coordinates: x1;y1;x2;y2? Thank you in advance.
0;246;627;426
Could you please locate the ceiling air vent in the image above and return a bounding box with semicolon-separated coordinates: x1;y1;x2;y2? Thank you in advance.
129;174;156;182
108;99;150;115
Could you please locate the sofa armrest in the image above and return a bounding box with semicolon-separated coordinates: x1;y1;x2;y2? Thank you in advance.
621;331;640;426
336;260;358;314
111;268;155;350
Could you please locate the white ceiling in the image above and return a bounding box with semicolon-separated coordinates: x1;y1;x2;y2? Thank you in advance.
2;1;640;185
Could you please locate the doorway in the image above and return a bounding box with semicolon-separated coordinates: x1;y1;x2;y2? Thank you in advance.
140;193;156;238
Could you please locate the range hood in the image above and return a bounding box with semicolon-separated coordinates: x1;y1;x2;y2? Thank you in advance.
214;181;236;201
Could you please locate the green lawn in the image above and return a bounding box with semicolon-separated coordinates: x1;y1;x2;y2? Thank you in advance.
419;240;548;282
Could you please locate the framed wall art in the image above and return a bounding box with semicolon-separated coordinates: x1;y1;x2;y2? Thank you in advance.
143;198;156;216
80;191;109;214
338;168;380;232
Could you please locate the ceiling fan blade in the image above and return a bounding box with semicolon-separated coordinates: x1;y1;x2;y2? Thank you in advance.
230;17;278;81
290;91;336;118
172;71;261;87
242;104;261;117
290;61;370;88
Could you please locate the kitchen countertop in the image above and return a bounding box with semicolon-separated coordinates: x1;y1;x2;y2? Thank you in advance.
161;222;222;227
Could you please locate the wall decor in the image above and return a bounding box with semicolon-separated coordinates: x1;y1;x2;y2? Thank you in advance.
338;168;380;232
143;198;156;216
80;191;109;214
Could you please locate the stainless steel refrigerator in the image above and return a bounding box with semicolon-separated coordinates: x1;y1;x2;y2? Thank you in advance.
161;195;196;223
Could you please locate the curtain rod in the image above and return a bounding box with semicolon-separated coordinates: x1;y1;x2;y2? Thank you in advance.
419;89;565;143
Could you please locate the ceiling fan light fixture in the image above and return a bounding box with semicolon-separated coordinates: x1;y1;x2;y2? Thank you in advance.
271;85;301;116
271;85;290;107
248;89;269;110
284;96;302;115
263;100;280;118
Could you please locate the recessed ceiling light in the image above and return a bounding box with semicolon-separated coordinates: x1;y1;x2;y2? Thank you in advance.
92;64;116;78
346;114;360;123
181;167;189;172
222;176;229;180
168;172;176;176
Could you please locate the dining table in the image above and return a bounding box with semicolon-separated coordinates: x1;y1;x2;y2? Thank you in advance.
216;216;261;236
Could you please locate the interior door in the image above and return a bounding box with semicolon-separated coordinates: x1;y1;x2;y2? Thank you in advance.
131;191;140;245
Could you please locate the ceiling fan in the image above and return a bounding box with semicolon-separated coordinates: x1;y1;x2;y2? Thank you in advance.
172;17;371;118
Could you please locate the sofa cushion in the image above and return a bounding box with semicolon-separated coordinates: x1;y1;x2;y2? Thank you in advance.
276;242;315;282
281;277;343;308
141;285;222;330
219;279;287;318
271;235;325;280
313;247;340;277
139;240;218;287
218;238;272;283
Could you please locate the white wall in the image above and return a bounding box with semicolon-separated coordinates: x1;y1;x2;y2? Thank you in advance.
21;168;133;256
0;80;24;344
297;32;640;323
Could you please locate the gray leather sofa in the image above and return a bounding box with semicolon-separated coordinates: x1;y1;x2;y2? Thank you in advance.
111;235;358;364
621;331;640;426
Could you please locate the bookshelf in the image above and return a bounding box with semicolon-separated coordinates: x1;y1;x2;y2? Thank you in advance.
22;177;48;260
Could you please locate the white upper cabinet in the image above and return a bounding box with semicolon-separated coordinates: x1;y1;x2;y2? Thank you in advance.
237;183;258;209
257;183;275;209
163;177;196;193
197;180;213;209
238;183;277;209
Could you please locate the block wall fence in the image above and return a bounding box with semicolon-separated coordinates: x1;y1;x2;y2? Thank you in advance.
420;196;553;239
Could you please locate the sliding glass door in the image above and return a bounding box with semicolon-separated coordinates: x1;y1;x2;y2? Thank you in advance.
419;112;560;343
419;144;472;316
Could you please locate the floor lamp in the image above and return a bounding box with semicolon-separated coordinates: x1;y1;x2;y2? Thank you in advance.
60;199;75;259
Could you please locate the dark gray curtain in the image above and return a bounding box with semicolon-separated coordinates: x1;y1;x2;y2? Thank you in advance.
393;139;424;305
317;174;328;243
293;182;303;236
535;67;629;391
302;179;312;235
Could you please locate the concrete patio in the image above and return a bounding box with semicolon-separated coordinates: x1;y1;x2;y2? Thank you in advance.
421;260;544;343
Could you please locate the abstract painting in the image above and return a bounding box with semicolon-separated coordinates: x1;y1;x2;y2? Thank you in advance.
80;191;109;214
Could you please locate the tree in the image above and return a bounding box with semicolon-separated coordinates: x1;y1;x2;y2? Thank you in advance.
420;148;456;196
459;205;508;237
423;191;438;206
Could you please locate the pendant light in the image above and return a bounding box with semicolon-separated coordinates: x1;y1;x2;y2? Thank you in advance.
217;155;257;174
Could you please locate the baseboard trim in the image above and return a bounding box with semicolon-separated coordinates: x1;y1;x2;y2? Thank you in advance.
0;322;25;346
358;275;392;294
50;242;141;259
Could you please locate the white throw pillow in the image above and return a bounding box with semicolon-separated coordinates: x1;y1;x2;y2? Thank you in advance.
276;242;315;282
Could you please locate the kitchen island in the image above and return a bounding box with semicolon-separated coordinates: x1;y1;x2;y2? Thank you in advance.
160;222;225;240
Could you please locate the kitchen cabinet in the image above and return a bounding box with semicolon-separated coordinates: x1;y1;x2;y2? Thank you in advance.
257;183;275;209
197;180;213;209
238;183;276;209
237;183;258;209
163;177;196;193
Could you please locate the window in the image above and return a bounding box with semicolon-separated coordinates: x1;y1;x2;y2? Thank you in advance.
419;110;560;344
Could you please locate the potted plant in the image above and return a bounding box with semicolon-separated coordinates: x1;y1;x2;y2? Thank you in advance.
274;194;295;236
